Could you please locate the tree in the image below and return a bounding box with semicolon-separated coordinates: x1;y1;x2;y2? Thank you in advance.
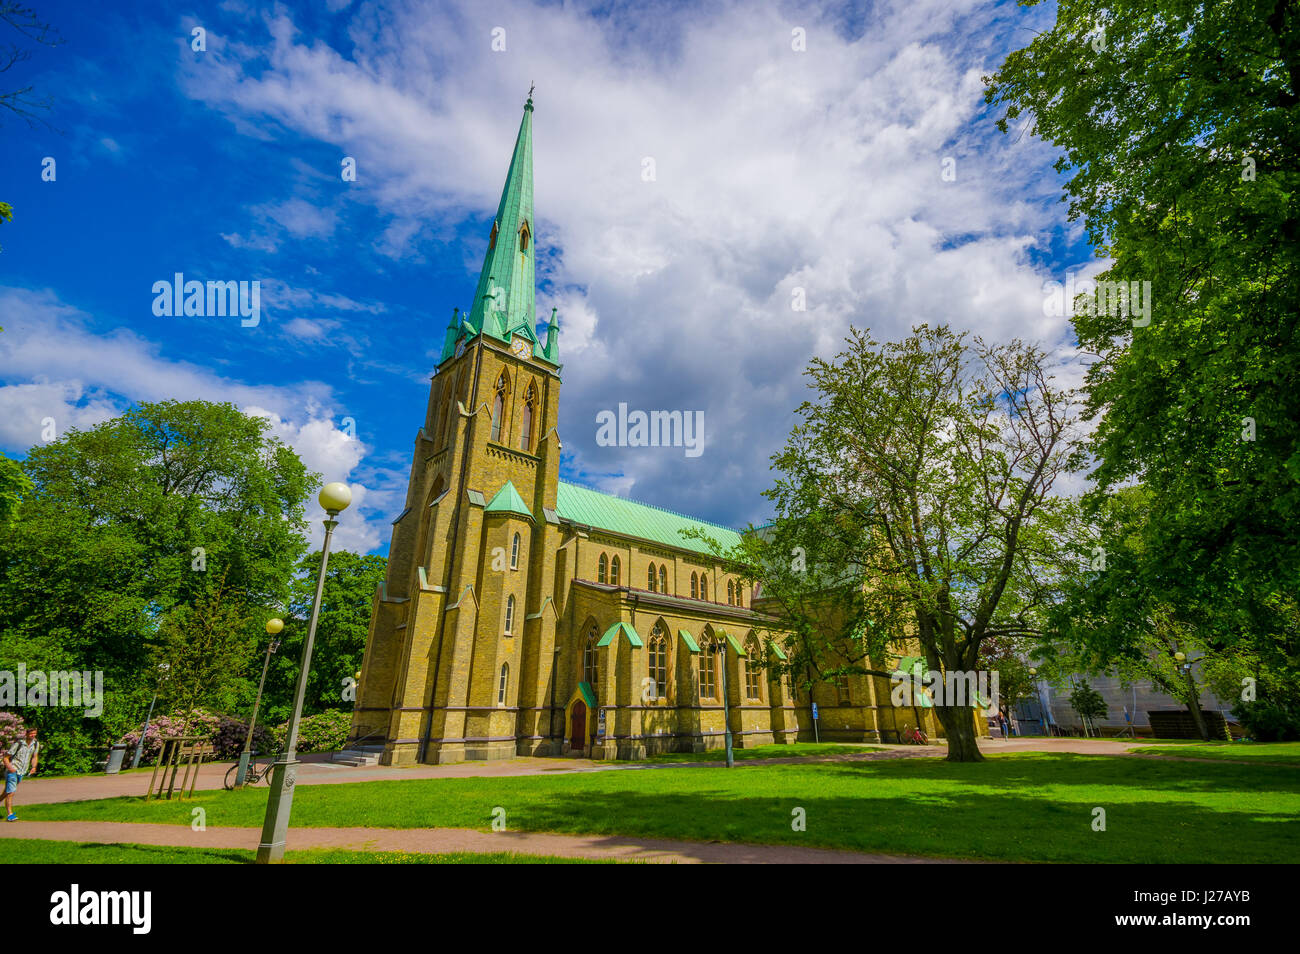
0;450;30;525
261;550;386;725
707;325;1083;761
0;400;314;769
0;1;60;127
1068;679;1107;736
985;0;1300;672
150;572;256;732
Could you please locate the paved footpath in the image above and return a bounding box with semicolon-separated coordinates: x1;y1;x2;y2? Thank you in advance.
0;820;971;864
17;738;1147;806
0;739;1209;864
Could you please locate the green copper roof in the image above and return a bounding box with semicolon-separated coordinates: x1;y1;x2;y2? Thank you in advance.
577;681;597;708
484;481;533;520
596;621;643;648
555;481;742;555
678;630;700;652
466;96;536;343
717;629;747;656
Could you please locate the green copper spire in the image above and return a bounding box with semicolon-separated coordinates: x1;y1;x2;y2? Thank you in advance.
466;94;535;341
543;306;559;363
439;307;460;363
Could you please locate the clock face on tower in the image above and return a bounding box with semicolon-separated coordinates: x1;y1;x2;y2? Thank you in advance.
509;335;530;358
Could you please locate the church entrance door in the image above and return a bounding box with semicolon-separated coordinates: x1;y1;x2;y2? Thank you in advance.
570;701;587;752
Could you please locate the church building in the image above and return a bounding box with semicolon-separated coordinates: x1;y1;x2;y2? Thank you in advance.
350;95;954;765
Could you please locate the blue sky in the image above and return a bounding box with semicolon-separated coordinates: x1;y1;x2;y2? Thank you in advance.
0;0;1095;555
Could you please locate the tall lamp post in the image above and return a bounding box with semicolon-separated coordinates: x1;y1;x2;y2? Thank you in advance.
256;482;351;864
719;637;734;768
235;618;283;787
131;663;169;769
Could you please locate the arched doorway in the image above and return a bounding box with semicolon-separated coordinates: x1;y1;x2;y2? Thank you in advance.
570;701;587;751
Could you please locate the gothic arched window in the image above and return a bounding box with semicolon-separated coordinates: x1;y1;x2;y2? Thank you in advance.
518;220;530;254
699;635;717;700
519;383;535;452
744;636;762;700
598;553;608;584
498;663;509;706
610;555;621;586
583;624;599;686
647;562;657;592
490;372;507;442
504;594;516;635
727;579;735;605
700;574;708;600
659;565;668;594
690;572;698;599
648;623;668;700
510;532;520;569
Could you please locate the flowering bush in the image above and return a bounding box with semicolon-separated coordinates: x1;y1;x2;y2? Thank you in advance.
271;709;353;754
211;714;273;759
0;711;27;750
117;709;219;764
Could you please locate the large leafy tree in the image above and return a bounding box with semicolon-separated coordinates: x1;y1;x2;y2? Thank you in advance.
712;326;1083;761
985;0;1300;666
260;549;386;725
0;400;314;768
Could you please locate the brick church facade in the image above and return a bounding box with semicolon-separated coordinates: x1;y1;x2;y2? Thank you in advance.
350;96;962;765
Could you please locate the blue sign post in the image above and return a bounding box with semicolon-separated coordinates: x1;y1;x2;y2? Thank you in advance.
811;702;819;743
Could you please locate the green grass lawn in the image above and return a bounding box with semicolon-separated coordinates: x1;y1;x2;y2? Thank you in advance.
19;752;1300;863
638;742;880;763
1130;741;1300;764
0;838;611;864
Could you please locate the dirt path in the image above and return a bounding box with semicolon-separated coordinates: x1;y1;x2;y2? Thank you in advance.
0;820;971;864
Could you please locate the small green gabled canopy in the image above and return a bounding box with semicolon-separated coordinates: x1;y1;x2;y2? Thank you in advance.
484;481;533;521
597;621;643;648
717;629;746;656
577;681;597;708
768;640;787;661
678;630;700;652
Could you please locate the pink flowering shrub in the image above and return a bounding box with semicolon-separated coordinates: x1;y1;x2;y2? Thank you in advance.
0;711;26;750
270;709;352;754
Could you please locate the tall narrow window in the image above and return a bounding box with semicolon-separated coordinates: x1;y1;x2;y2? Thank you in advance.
519;384;535;452
610;556;621;586
648;623;668;700
518;220;530;253
744;636;762;699
498;663;509;706
598;553;608;584
727;580;734;605
836;673;850;705
735;585;743;608
490;373;506;442
510;532;520;569
700;574;708;600
690;572;698;599
699;636;717;700
647;562;657;592
659;565;668;594
583;625;599;686
504;594;515;634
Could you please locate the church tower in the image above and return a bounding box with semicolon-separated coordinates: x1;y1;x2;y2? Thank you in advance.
353;93;565;764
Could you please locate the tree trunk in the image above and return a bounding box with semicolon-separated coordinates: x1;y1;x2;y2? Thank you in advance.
1185;675;1210;741
937;704;984;762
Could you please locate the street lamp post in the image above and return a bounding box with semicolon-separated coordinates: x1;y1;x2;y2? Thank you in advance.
256;482;352;864
719;638;734;768
235;618;283;787
130;663;170;769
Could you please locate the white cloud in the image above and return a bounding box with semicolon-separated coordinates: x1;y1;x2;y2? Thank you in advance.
175;1;1072;528
0;286;399;553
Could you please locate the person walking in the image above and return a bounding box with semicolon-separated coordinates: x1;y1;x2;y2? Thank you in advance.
4;726;39;821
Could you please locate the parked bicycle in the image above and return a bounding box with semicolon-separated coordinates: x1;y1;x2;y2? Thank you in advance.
224;753;276;790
